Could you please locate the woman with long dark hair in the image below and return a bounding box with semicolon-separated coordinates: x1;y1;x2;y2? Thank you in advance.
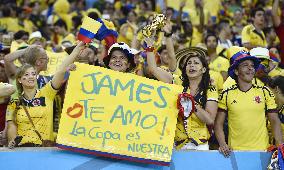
175;47;218;150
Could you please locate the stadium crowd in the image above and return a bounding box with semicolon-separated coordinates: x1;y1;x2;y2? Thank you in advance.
0;0;284;158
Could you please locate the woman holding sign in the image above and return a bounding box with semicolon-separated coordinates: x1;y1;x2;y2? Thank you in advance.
6;42;85;148
174;47;218;150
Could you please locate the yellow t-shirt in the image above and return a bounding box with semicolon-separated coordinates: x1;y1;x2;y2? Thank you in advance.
210;70;224;94
223;76;264;91
58;33;76;45
209;56;230;74
218;84;277;150
0;17;21;32
118;24;135;46
175;85;218;149
191;27;203;47
6;82;57;145
241;24;267;48
41;51;67;76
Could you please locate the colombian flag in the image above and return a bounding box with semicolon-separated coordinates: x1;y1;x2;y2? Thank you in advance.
77;16;102;43
95;18;118;41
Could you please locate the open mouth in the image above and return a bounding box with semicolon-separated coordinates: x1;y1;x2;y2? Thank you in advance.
28;80;35;83
188;69;196;73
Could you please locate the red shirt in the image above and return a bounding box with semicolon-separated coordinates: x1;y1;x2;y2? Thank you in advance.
275;24;284;65
0;103;7;131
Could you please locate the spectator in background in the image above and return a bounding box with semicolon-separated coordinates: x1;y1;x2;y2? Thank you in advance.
264;26;278;48
242;7;267;50
215;51;283;157
53;19;76;46
27;31;46;48
268;76;284;140
118;10;138;46
232;9;245;46
205;34;229;80
272;0;284;68
218;19;233;49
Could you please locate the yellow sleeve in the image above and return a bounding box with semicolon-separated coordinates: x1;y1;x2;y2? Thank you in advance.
263;86;277;112
6;100;17;121
220;58;230;73
39;82;58;100
216;73;224;93
241;25;251;44
207;85;218;102
218;89;228;111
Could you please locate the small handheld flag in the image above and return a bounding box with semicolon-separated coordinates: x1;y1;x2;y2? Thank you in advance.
77;16;102;43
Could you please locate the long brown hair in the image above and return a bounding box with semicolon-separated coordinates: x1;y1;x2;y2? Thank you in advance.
15;64;35;97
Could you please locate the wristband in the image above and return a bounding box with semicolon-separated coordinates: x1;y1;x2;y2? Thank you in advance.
145;46;155;52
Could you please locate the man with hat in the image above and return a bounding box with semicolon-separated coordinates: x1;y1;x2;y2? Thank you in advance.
214;51;283;157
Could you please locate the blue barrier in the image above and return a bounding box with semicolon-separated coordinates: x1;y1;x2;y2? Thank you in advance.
0;148;272;170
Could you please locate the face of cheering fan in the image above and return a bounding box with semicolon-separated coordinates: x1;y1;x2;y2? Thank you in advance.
109;50;130;72
186;56;206;79
235;59;256;83
18;67;37;89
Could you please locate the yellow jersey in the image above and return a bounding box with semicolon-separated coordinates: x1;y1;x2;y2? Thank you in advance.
210;70;224;94
241;24;267;48
6;82;57;145
209;56;230;74
218;84;277;150
175;85;218;149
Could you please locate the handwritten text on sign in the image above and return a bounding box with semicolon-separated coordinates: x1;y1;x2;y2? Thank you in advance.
57;63;182;163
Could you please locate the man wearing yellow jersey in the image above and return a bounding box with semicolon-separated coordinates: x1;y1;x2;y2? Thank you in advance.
53;19;76;46
205;34;229;80
214;51;283;157
242;7;267;50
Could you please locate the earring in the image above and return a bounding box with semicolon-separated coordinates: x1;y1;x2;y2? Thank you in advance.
19;81;22;84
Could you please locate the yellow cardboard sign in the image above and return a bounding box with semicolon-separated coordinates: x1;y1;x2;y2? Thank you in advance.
57;63;182;165
41;51;67;76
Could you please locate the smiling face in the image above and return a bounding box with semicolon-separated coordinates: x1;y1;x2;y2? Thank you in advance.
185;56;206;79
235;60;256;83
108;50;130;72
18;67;37;89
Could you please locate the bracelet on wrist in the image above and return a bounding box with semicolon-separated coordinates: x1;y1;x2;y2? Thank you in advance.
144;46;155;52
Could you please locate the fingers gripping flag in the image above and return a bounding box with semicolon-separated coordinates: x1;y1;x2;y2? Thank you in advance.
78;16;102;43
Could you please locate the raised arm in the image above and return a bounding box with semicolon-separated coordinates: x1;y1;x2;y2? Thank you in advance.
0;83;16;98
144;36;173;83
272;0;281;27
177;0;186;26
51;41;85;89
163;20;177;72
4;48;26;78
196;0;205;31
